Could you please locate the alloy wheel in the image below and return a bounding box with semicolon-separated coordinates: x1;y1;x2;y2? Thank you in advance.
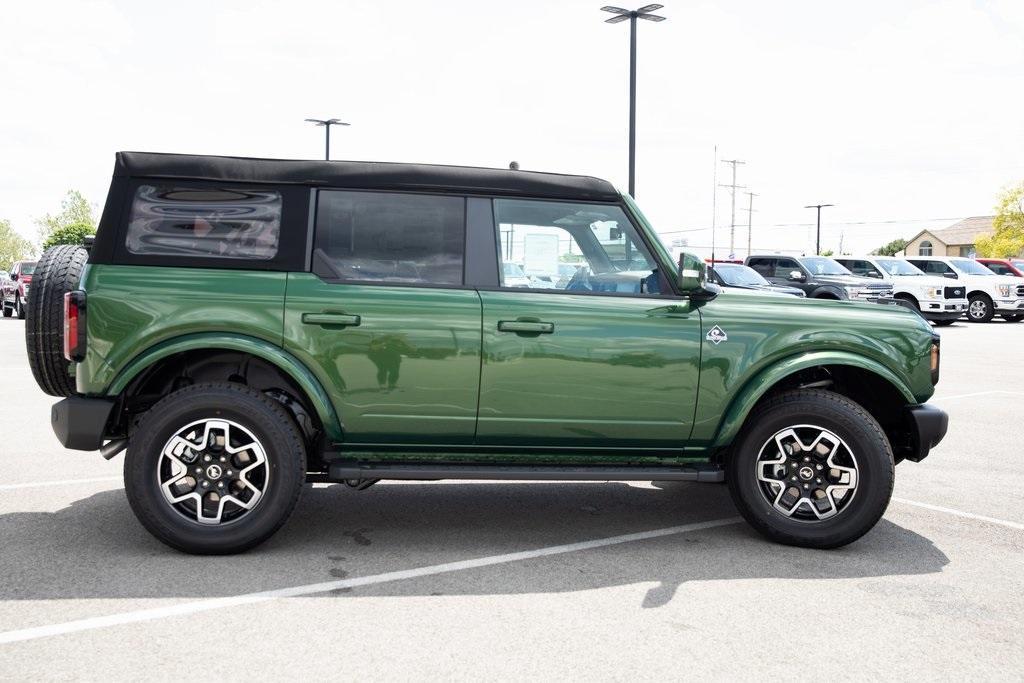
157;418;270;525
755;424;859;521
968;299;988;320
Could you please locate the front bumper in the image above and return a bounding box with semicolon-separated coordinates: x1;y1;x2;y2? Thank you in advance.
919;300;967;321
903;403;948;463
51;396;116;451
994;299;1024;313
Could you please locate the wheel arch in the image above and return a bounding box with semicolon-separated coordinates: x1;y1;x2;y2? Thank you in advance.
712;351;916;454
809;286;842;299
107;333;343;445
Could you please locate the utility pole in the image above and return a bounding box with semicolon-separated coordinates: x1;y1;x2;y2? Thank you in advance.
719;159;745;257
600;4;667;198
804;203;835;255
304;118;350;160
742;191;758;258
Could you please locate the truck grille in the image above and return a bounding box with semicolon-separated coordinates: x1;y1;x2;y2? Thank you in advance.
944;286;965;299
1017;284;1024;297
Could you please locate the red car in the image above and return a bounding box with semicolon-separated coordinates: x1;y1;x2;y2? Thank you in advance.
977;258;1024;278
2;260;37;319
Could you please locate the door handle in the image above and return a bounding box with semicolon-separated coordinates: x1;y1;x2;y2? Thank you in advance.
497;320;554;334
302;312;361;327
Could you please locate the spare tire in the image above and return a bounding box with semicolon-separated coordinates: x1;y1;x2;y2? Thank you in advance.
25;245;89;397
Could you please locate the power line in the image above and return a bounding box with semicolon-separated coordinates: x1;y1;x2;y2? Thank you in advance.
658;215;974;234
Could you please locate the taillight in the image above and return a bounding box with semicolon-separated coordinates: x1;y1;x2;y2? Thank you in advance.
64;291;86;362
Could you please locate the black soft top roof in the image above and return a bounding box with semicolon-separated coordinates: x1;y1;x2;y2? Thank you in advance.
114;152;620;202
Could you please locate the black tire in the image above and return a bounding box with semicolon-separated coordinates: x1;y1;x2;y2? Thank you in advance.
966;293;994;323
726;389;895;549
1001;314;1023;323
125;382;307;554
25;245;89;396
16;297;25;319
932;319;956;327
2;299;11;317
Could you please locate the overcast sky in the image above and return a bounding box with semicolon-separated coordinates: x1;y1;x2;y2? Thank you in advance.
2;0;1022;256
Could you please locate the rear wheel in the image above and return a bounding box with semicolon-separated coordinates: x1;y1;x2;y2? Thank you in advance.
967;294;994;323
16;297;25;319
25;245;89;396
1002;314;1023;323
727;389;894;549
124;382;307;554
932;319;956;326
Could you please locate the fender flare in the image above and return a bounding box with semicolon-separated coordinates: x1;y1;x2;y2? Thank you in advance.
107;333;343;442
711;350;916;448
809;285;844;299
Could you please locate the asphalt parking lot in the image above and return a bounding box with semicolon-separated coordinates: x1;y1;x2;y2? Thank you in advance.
1;314;1023;679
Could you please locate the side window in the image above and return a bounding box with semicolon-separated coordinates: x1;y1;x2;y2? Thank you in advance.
493;199;663;295
126;185;281;259
988;263;1009;275
313;191;465;285
747;257;775;278
774;258;801;278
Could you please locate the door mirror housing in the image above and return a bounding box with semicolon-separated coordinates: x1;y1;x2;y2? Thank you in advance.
678;251;719;300
788;270;806;282
9;273;17;281
943;272;958;279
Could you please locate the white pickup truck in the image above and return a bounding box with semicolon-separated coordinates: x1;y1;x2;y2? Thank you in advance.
835;256;968;326
906;256;1024;323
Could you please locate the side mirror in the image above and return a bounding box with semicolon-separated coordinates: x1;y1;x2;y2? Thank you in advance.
867;271;883;279
9;273;17;281
788;270;806;282
943;272;957;279
678;251;719;300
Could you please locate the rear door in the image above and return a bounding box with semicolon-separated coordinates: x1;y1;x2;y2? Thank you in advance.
475;198;702;449
284;190;482;445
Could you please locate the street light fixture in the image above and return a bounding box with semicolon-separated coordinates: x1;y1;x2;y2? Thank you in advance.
600;4;666;198
305;118;350;161
804;203;835;255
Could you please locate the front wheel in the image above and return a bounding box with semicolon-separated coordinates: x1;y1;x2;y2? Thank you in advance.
125;382;307;554
727;389;894;549
967;294;994;323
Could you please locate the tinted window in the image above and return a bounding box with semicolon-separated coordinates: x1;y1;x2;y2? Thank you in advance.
126;185;281;260
493;199;662;295
314;191;464;285
986;263;1010;275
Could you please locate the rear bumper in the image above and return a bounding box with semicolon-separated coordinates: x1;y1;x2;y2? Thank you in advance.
51;396;116;451
905;403;948;463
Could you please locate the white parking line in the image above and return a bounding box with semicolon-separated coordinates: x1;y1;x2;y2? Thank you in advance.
0;476;122;491
893;497;1024;531
0;516;742;645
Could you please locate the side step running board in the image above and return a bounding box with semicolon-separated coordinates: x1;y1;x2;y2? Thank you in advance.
327;462;724;483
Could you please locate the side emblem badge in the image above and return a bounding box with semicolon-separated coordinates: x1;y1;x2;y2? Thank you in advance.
706;325;728;345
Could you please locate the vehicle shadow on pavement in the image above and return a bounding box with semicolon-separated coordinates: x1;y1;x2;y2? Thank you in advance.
0;481;949;607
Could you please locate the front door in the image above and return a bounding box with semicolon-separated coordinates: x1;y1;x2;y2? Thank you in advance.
285;190;482;445
476;198;702;449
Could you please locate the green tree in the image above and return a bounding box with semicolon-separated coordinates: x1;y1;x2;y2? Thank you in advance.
872;237;908;256
975;182;1024;257
41;221;96;250
35;190;96;247
0;219;35;271
820;249;834;256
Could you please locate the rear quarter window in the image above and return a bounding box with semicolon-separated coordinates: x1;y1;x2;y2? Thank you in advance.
126;185;282;260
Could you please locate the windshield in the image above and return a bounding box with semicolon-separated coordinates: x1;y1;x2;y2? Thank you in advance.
503;263;526;278
716;264;770;286
875;258;924;276
20;263;37;275
1012;261;1024;271
950;257;996;275
799;257;851;275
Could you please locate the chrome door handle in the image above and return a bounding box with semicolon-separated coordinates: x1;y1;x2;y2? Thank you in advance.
302;312;361;327
497;320;554;334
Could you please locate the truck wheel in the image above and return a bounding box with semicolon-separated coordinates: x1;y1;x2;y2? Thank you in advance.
25;245;89;396
3;300;12;317
1002;314;1023;323
932;319;956;327
727;389;894;549
125;382;307;555
16;297;25;319
967;294;994;323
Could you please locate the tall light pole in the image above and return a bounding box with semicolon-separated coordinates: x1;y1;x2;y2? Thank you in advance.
719;159;745;257
305;118;350;160
600;4;666;198
804;203;834;255
743;191;758;258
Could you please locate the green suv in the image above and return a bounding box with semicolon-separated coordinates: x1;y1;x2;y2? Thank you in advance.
28;152;947;554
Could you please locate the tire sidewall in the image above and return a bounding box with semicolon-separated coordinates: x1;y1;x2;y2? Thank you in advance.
729;395;894;547
967;294;993;322
125;386;304;553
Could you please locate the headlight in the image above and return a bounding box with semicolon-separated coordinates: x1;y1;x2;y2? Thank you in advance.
998;284;1011;297
843;285;861;298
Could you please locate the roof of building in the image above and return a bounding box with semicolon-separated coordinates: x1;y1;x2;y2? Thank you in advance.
113;152;621;202
907;216;995;246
